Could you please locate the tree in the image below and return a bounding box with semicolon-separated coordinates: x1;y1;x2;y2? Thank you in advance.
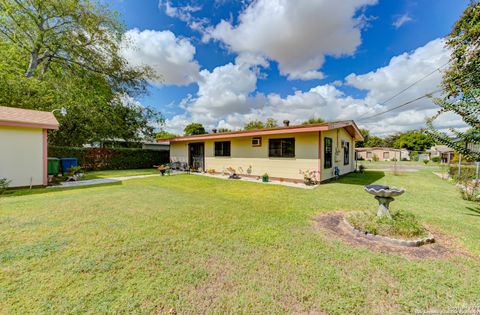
427;1;480;160
302;117;325;125
184;123;206;135
365;136;385;148
355;128;370;148
0;0;161;145
244;120;264;130
392;130;434;151
264;118;278;128
156;130;178;140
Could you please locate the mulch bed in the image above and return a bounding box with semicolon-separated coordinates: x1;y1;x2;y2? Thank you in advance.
313;212;477;260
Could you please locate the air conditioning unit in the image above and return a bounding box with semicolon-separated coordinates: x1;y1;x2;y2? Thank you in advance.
252;137;262;147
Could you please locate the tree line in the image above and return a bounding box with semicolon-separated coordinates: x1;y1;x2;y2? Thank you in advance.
0;0;162;146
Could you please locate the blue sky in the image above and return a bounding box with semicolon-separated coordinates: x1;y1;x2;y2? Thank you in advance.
111;0;469;135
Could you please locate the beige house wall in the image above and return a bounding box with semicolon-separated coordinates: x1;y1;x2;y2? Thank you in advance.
170;127;357;181
320;128;355;181
0;126;44;187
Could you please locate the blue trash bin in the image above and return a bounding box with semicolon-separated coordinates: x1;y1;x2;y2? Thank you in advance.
61;158;78;174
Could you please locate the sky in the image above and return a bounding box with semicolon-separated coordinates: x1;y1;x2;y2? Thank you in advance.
110;0;470;136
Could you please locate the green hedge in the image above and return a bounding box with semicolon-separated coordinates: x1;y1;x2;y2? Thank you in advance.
48;146;169;171
449;165;478;180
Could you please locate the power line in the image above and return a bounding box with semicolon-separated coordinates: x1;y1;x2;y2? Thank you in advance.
358;89;443;122
356;60;450;120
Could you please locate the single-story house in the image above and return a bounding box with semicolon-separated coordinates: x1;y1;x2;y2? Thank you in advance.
355;147;409;161
428;145;454;163
160;120;364;182
0;106;59;187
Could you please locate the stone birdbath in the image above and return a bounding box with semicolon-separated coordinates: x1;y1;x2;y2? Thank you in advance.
364;185;405;219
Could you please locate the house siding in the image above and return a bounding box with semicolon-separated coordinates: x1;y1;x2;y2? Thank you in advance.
320;128;355;181
0;126;44;187
356;149;402;161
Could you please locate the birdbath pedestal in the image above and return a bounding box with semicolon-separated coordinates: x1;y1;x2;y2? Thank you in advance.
364;185;405;219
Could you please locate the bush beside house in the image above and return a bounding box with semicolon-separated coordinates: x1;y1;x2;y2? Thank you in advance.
49;147;169;171
449;165;478;180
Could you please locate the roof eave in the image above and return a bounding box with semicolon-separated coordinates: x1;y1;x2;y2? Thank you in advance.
0;120;59;130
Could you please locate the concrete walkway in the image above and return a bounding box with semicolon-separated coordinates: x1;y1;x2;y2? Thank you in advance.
47;174;162;189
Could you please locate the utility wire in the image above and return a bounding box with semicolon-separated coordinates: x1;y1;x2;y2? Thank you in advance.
356;60;451;120
358;89;443;122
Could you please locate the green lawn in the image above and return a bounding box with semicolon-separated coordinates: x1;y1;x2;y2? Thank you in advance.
0;171;479;314
82;168;160;180
358;160;442;167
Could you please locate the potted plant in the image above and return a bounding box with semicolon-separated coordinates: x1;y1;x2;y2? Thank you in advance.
262;173;269;182
157;164;166;176
67;166;84;181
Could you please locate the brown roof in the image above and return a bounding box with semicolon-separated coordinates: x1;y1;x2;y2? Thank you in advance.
159;120;364;142
0;106;59;129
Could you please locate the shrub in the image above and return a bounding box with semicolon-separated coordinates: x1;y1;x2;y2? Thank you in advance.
460;183;480;202
48;146;169;171
0;178;11;194
372;155;379;162
423;159;429;164
300;169;319;185
431;156;441;163
449;165;477;181
347;210;428;239
358;164;366;173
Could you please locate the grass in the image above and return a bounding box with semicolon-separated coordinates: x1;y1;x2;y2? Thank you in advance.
0;170;479;314
82;168;159;180
358;160;442;170
347;210;429;239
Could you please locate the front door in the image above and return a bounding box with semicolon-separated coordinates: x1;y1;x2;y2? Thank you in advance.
188;143;205;171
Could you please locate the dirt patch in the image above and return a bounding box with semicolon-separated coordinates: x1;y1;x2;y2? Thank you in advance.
313;212;476;260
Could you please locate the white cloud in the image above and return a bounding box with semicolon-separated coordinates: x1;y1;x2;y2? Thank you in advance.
393;14;413;29
121;28;200;85
159;1;209;32
165;38;459;136
204;0;377;80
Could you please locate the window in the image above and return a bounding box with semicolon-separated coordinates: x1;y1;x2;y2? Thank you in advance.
252;137;262;147
383;152;389;160
324;137;332;168
269;138;295;157
214;141;231;157
343;141;350;165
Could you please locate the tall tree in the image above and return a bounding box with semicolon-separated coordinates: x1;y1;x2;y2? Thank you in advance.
392;130;434;151
184;123;206;135
427;1;480;160
355;128;370;148
0;0;161;145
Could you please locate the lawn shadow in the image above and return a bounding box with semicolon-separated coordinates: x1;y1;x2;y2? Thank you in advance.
464;206;480;217
329;170;385;186
0;181;123;198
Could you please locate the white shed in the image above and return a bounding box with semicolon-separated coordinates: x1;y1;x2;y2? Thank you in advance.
0;106;59;187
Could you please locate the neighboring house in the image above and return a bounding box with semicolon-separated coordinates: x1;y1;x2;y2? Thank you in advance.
355;147;408;161
428;145;454;163
0;106;59;187
161;120;364;182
